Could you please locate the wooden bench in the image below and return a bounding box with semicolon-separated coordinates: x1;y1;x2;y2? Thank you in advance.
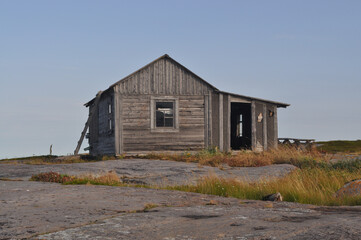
278;138;315;149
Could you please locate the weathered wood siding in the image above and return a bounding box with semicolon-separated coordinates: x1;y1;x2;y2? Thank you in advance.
116;57;213;96
89;92;115;155
211;93;220;148
266;104;277;149
247;100;279;151
255;101;264;151
88;102;98;153
222;94;230;151
120;95;205;153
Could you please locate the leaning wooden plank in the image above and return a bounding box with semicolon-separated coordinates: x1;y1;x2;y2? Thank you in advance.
74;91;103;155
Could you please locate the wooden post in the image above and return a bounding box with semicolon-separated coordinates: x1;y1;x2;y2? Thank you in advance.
208;91;212;148
227;96;231;152
219;93;223;151
263;104;267;150
251;100;256;151
114;86;122;155
274;105;278;149
204;94;209;148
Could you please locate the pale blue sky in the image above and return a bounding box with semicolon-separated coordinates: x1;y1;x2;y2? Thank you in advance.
1;0;360;158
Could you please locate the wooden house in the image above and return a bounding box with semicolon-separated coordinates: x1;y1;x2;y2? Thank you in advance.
75;55;289;156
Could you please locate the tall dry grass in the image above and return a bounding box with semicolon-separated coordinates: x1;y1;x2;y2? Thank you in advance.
170;167;361;206
141;146;332;168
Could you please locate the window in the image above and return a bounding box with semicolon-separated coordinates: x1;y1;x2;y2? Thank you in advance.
237;114;243;137
150;97;179;132
108;118;112;130
108;103;112;114
156;102;174;127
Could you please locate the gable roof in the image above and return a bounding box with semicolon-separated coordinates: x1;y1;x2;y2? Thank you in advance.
85;54;289;108
109;54;219;91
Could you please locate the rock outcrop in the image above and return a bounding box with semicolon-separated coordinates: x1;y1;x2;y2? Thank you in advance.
335;179;361;198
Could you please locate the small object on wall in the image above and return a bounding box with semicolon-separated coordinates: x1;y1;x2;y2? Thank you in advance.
257;113;263;122
269;110;274;117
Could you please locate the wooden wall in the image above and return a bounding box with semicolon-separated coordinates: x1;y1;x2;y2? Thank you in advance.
214;95;279;152
88;92;115;155
211;93;220;148
255;102;264;151
266;104;277;149
120;95;205;153
115;57;213;96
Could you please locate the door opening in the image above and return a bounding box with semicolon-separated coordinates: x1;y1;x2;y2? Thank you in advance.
231;102;252;150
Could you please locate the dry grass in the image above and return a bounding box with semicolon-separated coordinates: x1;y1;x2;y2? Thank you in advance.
66;171;122;186
170;167;361;206
140;146;332;168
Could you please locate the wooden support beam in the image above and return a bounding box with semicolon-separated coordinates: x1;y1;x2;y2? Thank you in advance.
204;94;209;148
274;105;278;148
114;85;122;155
251;100;256;151
227;96;231;152
263;104;267;150
74;91;103;155
219;93;223;151
208;91;212;147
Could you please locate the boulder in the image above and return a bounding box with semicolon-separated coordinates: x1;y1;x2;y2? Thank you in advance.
262;192;283;201
335;179;361;198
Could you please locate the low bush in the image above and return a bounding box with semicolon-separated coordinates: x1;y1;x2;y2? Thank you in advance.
66;171;121;186
30;172;73;183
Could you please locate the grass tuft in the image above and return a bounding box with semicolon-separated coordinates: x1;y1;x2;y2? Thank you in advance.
168;167;361;206
139;146;332;168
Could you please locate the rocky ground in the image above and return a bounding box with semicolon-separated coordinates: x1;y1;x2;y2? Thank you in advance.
0;159;297;186
1;159;360;240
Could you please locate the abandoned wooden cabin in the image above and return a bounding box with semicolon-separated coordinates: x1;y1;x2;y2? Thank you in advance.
76;54;289;156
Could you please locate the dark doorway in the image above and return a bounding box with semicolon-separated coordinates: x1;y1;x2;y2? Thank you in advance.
231;103;252;150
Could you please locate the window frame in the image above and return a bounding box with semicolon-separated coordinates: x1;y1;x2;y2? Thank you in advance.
150;96;179;133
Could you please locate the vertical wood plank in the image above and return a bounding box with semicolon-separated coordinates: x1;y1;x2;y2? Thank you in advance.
274;105;278;148
204;94;209;148
114;85;120;155
227;96;231;151
251;100;256;151
219;93;224;151
263;104;267;150
208;91;212;147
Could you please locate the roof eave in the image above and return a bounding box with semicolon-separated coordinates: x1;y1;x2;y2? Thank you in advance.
220;91;290;108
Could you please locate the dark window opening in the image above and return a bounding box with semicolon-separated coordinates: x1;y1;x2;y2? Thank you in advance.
156;102;174;127
237;114;243;137
231;103;252;150
109;119;112;130
108;103;112;114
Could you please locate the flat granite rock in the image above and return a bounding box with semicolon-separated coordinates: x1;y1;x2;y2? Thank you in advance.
1;181;360;240
0;159;297;186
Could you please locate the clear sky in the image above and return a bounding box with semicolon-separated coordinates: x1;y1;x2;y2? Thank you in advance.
1;0;360;158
